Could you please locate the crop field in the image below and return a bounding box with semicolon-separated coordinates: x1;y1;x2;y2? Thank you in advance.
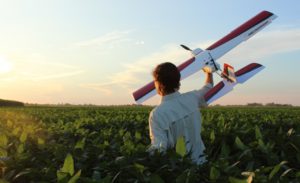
0;106;299;182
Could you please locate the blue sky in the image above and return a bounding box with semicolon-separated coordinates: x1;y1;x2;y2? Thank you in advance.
0;0;299;105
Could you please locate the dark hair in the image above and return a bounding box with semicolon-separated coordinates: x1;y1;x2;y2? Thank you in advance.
152;62;181;95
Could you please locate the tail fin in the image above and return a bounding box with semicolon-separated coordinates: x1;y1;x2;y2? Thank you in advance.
205;63;265;104
222;63;237;83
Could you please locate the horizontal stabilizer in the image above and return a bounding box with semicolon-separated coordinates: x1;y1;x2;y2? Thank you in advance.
235;63;265;83
204;63;265;104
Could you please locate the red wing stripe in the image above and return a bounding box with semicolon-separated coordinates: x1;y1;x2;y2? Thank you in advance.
235;63;262;77
206;11;273;50
133;57;196;101
132;81;155;101
204;81;225;102
177;57;196;71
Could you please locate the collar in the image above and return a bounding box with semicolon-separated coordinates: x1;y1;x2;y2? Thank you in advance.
161;91;180;103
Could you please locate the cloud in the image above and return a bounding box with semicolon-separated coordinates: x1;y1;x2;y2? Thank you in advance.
75;30;133;49
81;28;300;101
221;28;300;63
0;53;85;83
28;70;85;82
80;83;113;96
79;42;210;95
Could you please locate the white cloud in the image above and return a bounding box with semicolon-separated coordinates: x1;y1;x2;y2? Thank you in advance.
29;70;85;82
75;30;133;49
80;83;113;96
80;42;212;95
0;53;85;83
81;28;300;103
221;29;300;64
135;41;145;45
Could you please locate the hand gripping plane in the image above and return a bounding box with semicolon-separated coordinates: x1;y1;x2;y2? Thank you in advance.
132;11;277;104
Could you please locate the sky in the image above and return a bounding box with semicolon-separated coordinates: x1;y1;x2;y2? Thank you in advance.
0;0;300;106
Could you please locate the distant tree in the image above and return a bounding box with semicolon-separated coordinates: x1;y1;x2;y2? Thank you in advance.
0;99;24;107
265;102;292;107
247;103;263;106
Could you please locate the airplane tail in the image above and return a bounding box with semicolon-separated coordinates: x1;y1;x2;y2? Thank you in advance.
204;63;265;104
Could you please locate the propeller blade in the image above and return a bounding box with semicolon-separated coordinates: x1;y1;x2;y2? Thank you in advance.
180;44;192;51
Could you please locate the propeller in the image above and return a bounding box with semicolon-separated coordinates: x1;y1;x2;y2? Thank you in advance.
180;44;192;51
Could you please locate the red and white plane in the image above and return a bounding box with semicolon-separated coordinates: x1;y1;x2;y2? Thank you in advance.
132;11;277;104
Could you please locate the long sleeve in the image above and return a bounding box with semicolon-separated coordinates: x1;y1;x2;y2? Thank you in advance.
148;110;168;153
192;83;213;107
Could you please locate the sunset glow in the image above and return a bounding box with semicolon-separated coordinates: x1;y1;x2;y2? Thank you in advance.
0;1;299;105
0;57;12;74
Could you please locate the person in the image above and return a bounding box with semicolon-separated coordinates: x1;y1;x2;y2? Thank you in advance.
147;62;213;165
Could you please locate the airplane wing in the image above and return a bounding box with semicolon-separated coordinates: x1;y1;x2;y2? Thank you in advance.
133;57;202;103
207;11;277;60
133;11;276;104
204;63;265;104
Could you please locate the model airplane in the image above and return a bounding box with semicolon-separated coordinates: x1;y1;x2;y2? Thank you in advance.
132;11;277;104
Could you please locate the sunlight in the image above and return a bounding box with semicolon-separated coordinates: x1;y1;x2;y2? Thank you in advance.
0;56;12;74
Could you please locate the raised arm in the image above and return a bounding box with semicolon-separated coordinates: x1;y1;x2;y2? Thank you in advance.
204;72;214;86
192;70;214;107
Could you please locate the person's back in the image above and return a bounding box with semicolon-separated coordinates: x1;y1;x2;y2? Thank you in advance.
148;62;213;165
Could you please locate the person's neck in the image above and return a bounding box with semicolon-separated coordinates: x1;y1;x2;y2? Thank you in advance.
161;90;177;96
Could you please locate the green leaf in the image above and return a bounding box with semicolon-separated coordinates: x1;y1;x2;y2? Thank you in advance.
57;171;69;182
150;174;165;183
134;163;145;173
61;153;75;176
0;147;7;157
235;137;247;150
176;136;186;157
0;179;10;183
135;131;141;140
6;120;13;128
12;127;20;136
0;134;8;148
210;130;215;142
296;171;300;177
68;170;81;183
37;138;45;145
74;138;85;150
220;143;230;158
278;127;283;134
17;143;24;154
269;161;287;180
104;140;109;146
210;166;220;181
19;132;27;143
92;170;101;181
258;139;268;153
255;125;262;140
176;171;188;183
100;175;112;183
228;176;248;183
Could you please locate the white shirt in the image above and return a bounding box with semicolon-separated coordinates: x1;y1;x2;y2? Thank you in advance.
148;83;213;165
